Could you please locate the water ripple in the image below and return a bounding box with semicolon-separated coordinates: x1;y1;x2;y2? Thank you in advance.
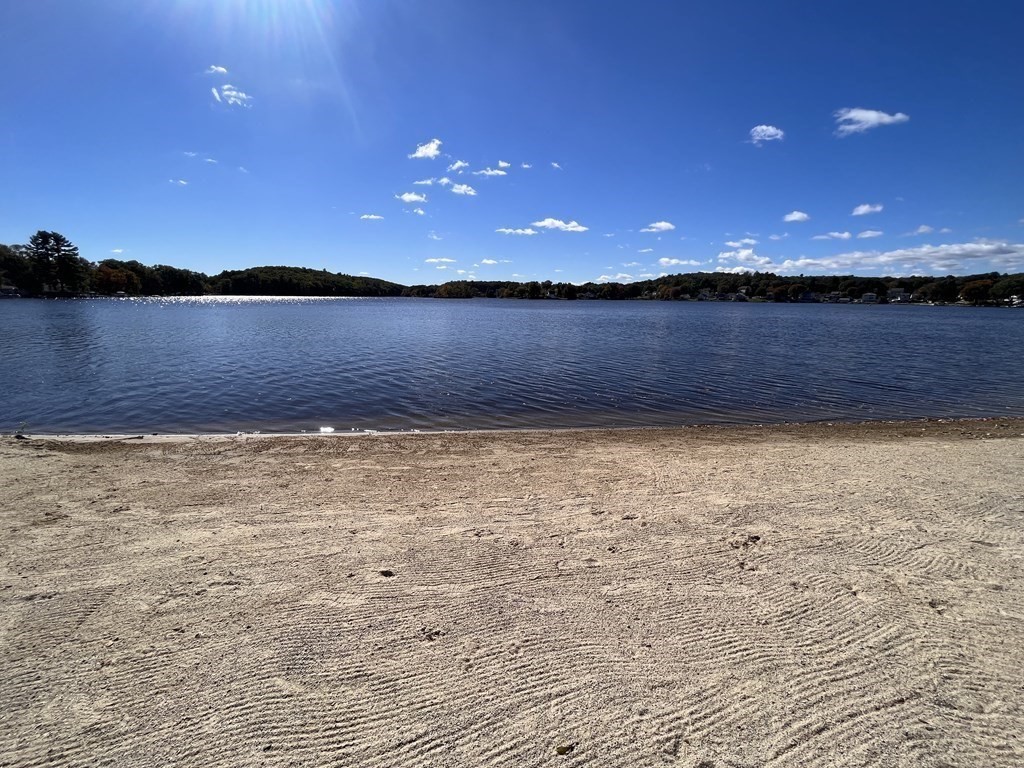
1;297;1023;433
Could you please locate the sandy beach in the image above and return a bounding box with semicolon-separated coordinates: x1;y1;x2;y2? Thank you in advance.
2;419;1023;767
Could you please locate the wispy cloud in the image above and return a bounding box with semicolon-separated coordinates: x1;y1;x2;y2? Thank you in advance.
481;258;498;265
638;248;654;253
183;151;198;157
213;84;252;107
412;208;425;216
425;257;455;263
413;178;434;185
551;162;562;170
436;177;452;186
852;203;883;216
205;65;228;75
857;230;883;239
360;214;384;220
427;231;443;241
768;233;789;240
450;183;476;196
447;160;469;172
473;168;507;176
497;160;511;168
725;238;758;247
496;228;538;235
204;158;217;164
110;248;124;254
812;231;853;240
911;224;934;235
749;124;784;145
169;179;188;185
396;192;427;203
641;221;675;233
598;273;634;282
521;162;532;169
238;166;249;174
834;108;909;137
532;218;588;232
659;258;701;267
783;210;810;223
409;138;442;159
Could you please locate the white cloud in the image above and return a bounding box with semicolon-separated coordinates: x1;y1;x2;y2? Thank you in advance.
769;233;789;240
204;158;217;164
425;257;456;263
205;65;228;75
412;208;425;216
238;166;249;174
436;265;448;270
360;214;384;220
715;240;1024;275
521;162;532;169
857;230;883;239
169;179;188;185
183;151;198;157
450;183;476;196
473;168;507;176
496;228;538;235
834;107;909;137
749;124;784;145
551;162;562;169
783;210;810;223
725;238;758;247
852;203;883;216
623;261;642;267
409;138;442;159
638;248;654;253
812;231;852;240
110;248;124;254
641;221;676;233
597;273;633;282
447;160;469;172
715;266;757;274
211;88;221;103
602;233;615;238
497;160;511;168
481;259;498;265
215;84;252;107
717;248;773;268
658;258;701;267
396;192;427;203
940;227;953;234
413;178;434;185
532;218;588;232
436;177;452;186
427;232;442;241
912;225;934;235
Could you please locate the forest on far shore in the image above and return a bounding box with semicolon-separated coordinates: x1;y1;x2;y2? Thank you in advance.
3;230;1023;305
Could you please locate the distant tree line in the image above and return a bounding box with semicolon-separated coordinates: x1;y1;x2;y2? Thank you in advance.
0;232;402;298
2;230;1022;305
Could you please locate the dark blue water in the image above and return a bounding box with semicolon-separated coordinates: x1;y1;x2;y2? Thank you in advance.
1;297;1022;433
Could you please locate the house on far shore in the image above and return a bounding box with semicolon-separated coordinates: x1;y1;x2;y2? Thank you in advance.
861;292;878;304
887;288;912;303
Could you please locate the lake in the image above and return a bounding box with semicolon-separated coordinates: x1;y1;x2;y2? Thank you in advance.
1;297;1022;434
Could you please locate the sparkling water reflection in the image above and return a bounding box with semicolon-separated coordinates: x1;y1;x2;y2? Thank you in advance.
1;297;1022;433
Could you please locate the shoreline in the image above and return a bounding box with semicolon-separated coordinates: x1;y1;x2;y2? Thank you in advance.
9;414;1024;443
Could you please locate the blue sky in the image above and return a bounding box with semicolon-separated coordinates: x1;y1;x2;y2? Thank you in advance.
2;0;1022;284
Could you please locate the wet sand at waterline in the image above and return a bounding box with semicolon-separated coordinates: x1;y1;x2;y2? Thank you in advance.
2;420;1022;767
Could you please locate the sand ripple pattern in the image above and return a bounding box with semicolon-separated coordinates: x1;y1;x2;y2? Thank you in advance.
1;421;1023;766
